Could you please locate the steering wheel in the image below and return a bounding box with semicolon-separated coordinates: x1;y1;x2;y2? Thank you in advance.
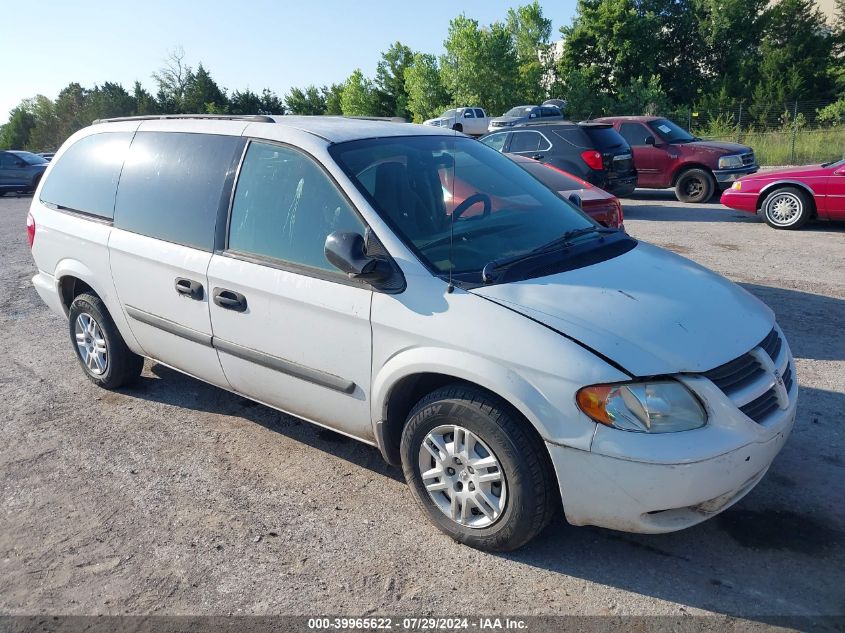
452;192;492;221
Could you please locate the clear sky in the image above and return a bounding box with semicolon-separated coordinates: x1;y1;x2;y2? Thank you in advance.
1;0;578;124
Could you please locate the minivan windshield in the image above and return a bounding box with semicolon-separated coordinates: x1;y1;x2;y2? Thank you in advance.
648;118;695;143
330;135;620;283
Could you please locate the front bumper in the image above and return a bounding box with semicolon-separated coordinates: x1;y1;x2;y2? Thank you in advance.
720;189;758;213
547;406;795;534
714;164;759;186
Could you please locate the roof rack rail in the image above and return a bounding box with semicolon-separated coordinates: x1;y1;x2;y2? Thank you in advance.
92;114;275;124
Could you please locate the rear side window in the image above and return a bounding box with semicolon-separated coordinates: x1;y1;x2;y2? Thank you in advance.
552;127;592;149
114;132;242;250
40;132;133;219
509;131;550;153
227;141;365;272
474;109;485;118
581;126;628;151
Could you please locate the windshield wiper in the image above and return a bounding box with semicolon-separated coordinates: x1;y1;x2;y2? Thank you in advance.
481;226;615;284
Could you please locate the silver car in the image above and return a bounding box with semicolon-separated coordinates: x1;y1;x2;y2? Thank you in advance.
487;105;563;132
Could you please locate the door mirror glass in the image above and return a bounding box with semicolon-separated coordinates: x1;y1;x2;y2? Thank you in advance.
325;232;391;282
644;135;656;146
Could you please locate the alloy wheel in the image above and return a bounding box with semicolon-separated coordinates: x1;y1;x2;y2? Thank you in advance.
418;425;507;528
75;313;108;375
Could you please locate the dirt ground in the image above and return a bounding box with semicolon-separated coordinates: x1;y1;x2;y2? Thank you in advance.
0;191;843;624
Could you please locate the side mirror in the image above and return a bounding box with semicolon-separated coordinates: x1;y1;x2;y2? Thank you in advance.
568;193;582;209
464;111;472;118
835;167;845;176
644;135;656;146
325;232;391;282
529;113;537;119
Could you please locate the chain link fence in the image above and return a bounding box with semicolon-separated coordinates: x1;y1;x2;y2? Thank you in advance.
652;99;845;166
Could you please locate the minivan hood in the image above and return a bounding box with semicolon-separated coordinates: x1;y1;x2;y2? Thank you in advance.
471;242;773;376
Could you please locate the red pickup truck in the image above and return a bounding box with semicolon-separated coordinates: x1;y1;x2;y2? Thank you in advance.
595;116;758;203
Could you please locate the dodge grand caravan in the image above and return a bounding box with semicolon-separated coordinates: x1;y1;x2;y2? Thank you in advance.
28;115;796;551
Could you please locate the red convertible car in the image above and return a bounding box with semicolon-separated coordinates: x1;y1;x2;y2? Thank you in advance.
720;159;845;229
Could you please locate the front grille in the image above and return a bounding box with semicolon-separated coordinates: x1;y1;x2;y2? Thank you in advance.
703;353;765;394
741;152;755;166
740;389;780;421
701;327;793;424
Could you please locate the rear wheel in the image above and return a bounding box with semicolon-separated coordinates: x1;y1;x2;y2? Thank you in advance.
68;293;143;389
675;168;715;203
400;384;557;551
760;186;812;230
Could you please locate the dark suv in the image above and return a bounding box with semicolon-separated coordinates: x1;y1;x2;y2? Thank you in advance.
480;122;637;196
0;150;48;194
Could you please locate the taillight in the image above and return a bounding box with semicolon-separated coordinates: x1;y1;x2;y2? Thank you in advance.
613;198;624;228
26;212;35;248
580;150;603;171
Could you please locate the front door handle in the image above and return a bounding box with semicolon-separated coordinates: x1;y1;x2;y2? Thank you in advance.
175;277;204;300
213;288;248;313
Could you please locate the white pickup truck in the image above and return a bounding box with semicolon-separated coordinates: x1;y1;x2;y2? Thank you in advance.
423;107;490;136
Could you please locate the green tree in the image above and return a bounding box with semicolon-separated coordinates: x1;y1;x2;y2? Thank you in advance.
84;82;135;122
0;102;36;149
341;69;377;116
560;69;615;120
229;89;262;115
750;0;835;124
616;74;671;115
259;89;284;115
440;15;519;115
25;96;61;151
182;64;228;113
54;83;89;142
322;83;344;115
374;42;414;118
284;85;326;114
133;81;159;115
506;1;553;104
405;53;450;122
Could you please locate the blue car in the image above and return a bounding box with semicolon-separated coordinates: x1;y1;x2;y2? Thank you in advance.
0;151;48;194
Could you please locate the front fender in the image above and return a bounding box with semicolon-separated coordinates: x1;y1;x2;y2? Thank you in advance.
371;346;595;451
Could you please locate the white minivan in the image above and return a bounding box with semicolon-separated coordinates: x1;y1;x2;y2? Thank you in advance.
28;115;796;551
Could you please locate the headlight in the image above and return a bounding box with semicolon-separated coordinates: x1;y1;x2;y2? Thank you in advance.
718;155;743;169
576;380;707;433
730;181;742;191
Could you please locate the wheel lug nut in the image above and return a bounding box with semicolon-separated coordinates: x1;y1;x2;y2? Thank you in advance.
446;467;455;476
467;466;474;474
454;457;462;465
468;482;475;491
454;482;463;492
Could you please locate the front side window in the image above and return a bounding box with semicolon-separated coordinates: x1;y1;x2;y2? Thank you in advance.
228;142;365;272
463;109;475;118
40;132;133;218
619;122;653;146
14;151;48;165
331;136;609;281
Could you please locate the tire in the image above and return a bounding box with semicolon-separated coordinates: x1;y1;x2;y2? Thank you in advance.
760;186;812;230
452;123;463;133
675;168;715;203
68;292;143;389
400;384;557;551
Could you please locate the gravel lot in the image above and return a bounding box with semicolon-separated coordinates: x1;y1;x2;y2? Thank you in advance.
0;192;843;624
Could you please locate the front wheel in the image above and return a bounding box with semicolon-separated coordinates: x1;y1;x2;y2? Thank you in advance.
68;292;143;389
675;168;715;203
400;384;557;551
760;186;812;229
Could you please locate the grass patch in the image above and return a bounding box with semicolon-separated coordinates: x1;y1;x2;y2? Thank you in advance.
702;128;845;166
